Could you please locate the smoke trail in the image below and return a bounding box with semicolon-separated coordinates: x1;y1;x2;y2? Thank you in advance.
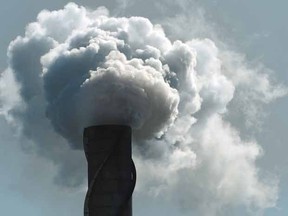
1;3;286;215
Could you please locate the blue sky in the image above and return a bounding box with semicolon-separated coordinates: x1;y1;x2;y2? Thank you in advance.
0;1;287;215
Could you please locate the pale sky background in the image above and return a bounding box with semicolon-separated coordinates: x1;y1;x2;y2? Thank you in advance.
0;0;287;215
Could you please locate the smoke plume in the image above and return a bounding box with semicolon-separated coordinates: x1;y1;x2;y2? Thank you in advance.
1;3;286;215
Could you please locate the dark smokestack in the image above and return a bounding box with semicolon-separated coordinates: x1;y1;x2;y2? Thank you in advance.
83;125;136;216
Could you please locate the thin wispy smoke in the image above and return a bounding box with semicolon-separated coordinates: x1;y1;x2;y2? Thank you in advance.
0;3;285;215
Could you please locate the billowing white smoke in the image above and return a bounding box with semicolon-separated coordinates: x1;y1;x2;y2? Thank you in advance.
1;3;285;215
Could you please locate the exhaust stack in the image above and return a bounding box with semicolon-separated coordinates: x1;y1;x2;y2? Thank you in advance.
83;125;136;216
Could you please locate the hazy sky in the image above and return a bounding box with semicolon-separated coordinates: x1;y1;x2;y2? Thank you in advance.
0;1;287;215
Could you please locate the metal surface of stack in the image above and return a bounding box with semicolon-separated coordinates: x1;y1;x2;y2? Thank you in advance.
83;125;136;216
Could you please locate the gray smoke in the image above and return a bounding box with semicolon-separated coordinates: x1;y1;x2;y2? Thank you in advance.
0;3;286;215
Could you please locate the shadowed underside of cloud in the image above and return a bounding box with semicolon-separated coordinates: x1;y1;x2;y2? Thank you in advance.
0;2;286;215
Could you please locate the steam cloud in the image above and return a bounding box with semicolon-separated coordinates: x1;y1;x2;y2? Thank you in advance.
1;3;286;215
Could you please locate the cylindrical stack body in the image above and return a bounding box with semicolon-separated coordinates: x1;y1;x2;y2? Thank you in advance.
83;125;135;216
